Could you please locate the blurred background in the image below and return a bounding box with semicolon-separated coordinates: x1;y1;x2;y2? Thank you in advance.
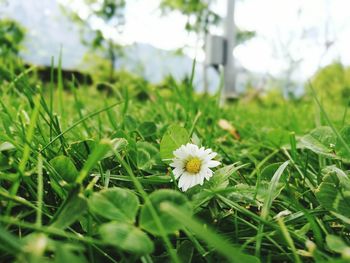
1;0;350;102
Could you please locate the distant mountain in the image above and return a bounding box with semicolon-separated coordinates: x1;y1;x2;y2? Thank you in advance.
0;0;237;91
117;43;222;91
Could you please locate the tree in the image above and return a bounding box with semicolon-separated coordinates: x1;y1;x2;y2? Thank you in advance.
160;0;255;42
310;62;350;106
0;19;26;84
61;0;126;81
160;0;220;35
0;18;25;57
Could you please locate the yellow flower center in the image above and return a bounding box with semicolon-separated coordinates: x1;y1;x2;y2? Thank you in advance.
185;157;201;174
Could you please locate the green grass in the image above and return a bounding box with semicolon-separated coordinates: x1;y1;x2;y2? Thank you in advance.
0;63;350;263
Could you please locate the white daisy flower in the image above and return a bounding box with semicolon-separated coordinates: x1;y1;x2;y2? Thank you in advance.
170;143;221;191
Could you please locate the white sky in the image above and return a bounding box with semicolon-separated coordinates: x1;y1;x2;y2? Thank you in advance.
58;0;350;80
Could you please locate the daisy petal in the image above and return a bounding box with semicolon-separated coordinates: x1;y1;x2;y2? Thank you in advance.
197;172;205;185
204;148;212;154
204;169;213;180
178;173;191;191
207;160;221;168
172;168;184;179
206;152;217;160
173;146;188;159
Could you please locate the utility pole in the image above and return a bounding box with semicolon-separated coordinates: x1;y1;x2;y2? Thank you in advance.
223;0;236;99
205;0;236;101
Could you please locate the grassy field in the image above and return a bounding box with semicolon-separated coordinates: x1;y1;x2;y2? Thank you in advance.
0;64;350;263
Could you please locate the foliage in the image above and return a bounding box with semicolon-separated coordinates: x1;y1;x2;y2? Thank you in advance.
236;29;256;45
0;18;25;57
160;0;219;34
159;0;255;45
0;18;26;79
309;62;350;106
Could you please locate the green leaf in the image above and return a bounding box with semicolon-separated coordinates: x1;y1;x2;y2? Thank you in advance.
124;115;138;131
136;141;160;170
192;165;243;207
226;184;260;205
50;156;78;183
261;162;289;183
51;191;88;229
207;163;247;190
326;235;349;253
160;124;189;160
261;161;289;219
331;211;350;225
137;148;150;169
138;121;157;138
256;182;285;204
140;189;191;236
300;126;336;158
323;166;350;186
68;140;96;169
55;247;87;263
89;187;139;223
0;153;11;171
177;240;194;263
0;224;22;254
315;166;350;218
48;171;67;199
335;125;350;162
104;138;128;159
99;222;154;255
53;242;87;263
76;139;112;184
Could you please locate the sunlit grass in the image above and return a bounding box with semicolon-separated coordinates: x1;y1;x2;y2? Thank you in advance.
0;62;349;263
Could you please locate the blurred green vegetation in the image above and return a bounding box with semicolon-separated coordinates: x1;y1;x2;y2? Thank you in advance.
159;0;219;33
159;0;255;44
0;18;26;79
0;18;25;57
309;62;350;106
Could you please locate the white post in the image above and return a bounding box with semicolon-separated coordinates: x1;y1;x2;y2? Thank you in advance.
223;0;236;99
